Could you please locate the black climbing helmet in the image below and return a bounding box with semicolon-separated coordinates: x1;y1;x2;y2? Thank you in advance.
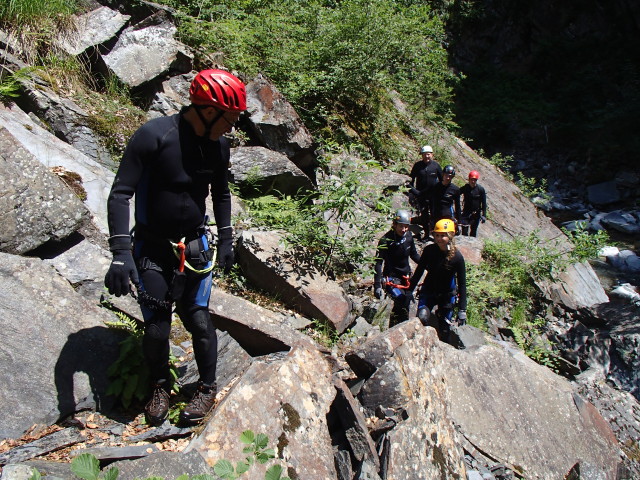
443;165;456;177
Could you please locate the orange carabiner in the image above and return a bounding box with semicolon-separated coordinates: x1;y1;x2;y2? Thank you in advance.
177;241;186;273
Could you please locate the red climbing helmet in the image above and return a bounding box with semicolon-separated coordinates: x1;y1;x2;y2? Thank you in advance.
189;69;246;112
469;170;480;180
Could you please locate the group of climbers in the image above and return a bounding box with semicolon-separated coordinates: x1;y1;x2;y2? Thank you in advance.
374;145;487;341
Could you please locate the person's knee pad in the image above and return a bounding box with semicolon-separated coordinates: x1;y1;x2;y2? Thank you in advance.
418;308;430;326
146;322;170;342
186;309;215;351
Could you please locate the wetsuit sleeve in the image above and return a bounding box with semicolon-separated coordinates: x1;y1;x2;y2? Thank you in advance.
107;125;154;251
210;138;232;233
480;186;487;217
409;238;421;264
409;253;427;291
456;255;467;310
454;189;461;223
436;163;443;182
374;236;388;287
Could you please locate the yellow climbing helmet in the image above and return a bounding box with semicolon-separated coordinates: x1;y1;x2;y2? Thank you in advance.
433;219;455;233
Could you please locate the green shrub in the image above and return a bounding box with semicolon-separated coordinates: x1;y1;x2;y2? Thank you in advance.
562;222;610;262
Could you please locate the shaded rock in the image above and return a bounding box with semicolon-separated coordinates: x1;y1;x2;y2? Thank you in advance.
0;103;117;233
332;379;379;468
0;127;89;254
186;347;338;479
0;254;122;439
147;72;193;118
587;180;621;206
102;12;192;88
14;71;116;169
229;146;314;196
177;329;253;392
0;428;84;465
237;230;352;333
208;287;318;356
245;74;317;175
601;211;640;235
537;261;609;310
108;450;213;480
69;444;159;461
446;341;622;479
55;6;130;55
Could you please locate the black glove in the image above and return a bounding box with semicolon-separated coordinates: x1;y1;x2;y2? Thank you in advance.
217;228;235;273
105;250;139;297
374;287;384;299
480;215;486;223
409;187;421;197
457;310;467;325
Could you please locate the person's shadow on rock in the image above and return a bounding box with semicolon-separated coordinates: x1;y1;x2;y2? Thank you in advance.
54;326;127;422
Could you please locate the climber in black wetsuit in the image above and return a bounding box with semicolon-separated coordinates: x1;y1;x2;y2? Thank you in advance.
460;170;487;237
408;145;442;238
374;210;421;325
429;165;461;233
408;218;467;343
104;69;246;426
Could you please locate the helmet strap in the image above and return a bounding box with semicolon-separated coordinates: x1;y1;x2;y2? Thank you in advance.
193;105;225;137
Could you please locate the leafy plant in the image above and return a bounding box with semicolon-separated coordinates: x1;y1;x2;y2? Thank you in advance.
71;453;118;480
562;222;610;262
104;310;179;409
515;172;550;201
213;430;290;480
0;69;30;101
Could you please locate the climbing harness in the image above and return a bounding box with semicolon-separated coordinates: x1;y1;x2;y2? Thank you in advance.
383;275;410;299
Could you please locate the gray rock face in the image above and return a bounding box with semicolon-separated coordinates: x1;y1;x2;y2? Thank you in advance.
0;127;88;254
0;254;121;439
55;6;130;55
345;321;467;478
237;229;352;333
245;74;317;173
446;341;622;479
0;104;117;234
229;146;314;196
186;347;338;479
102;12;192;88
587;180;621;206
208;287;318;355
537;261;610;310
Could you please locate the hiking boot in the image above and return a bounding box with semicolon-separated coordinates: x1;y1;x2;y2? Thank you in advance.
180;381;217;426
145;383;170;426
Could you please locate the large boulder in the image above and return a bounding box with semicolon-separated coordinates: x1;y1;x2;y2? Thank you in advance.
245;74;317;176
345;321;468;478
446;341;622;479
229;146;314;196
186;347;338;479
0;126;88;254
55;6;130;56
0;254;121;439
0;103;117;234
236;229;352;333
101;12;192;88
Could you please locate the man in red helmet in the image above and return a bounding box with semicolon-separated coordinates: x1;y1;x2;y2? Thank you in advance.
460;170;487;237
104;69;246;426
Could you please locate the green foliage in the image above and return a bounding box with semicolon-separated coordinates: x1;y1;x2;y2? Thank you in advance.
214;430;290;480
71;453;118;480
104;311;179;409
0;68;31;101
243;157;390;278
0;0;76;25
515;172;549;201
165;0;458;159
562;222;610;262
466;232;564;330
484;151;513;172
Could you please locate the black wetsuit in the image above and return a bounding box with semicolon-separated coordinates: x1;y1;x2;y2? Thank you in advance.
374;229;421;323
409;243;466;339
460;183;487;237
409;160;442;234
430;181;461;227
107;109;231;384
